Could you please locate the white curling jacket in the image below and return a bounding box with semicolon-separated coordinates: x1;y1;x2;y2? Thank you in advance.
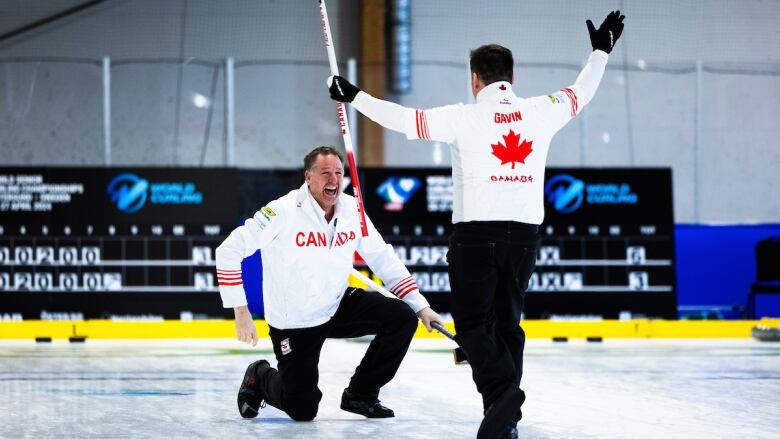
215;183;429;329
352;50;609;225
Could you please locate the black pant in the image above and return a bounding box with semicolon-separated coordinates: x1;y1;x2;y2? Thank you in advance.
448;221;539;410
258;288;418;421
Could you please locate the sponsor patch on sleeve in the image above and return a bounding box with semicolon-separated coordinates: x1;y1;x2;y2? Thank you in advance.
258;205;277;224
547;92;567;104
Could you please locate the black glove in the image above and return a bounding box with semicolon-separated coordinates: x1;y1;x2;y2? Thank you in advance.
328;75;361;103
586;10;625;54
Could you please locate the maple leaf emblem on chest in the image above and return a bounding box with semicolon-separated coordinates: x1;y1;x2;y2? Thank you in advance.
490;129;533;169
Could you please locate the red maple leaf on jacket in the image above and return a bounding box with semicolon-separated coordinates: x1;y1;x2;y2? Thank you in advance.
491;129;533;169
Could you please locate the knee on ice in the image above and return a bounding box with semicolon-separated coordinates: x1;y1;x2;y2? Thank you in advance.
286;400;319;422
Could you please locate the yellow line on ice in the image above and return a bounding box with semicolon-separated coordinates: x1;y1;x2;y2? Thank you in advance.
0;319;771;339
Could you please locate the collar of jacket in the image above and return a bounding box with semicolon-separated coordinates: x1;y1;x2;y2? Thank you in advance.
295;182;343;226
476;80;515;103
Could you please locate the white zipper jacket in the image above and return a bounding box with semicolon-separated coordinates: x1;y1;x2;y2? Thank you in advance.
351;50;609;225
215;183;429;329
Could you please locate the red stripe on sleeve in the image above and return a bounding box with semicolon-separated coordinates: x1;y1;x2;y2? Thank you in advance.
391;277;416;295
415;110;423;139
421;110;430;140
218;281;243;286
562;87;578;117
396;284;418;299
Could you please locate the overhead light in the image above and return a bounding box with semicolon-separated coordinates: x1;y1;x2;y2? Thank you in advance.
192;93;210;109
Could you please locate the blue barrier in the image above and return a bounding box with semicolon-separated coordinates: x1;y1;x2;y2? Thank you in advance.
676;224;780;319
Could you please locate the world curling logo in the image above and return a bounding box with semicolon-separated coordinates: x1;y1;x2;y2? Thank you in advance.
544;174;585;213
545;173;638;213
107;173;149;213
107;172;203;214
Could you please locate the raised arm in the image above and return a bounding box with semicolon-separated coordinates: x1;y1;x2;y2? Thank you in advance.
537;11;625;129
327;75;462;143
327;75;409;134
576;10;625;108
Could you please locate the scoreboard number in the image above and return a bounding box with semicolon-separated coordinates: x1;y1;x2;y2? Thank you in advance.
194;272;214;290
59;247;78;265
539;246;560;265
0;247;8;265
14;273;32;291
541;272;562;290
629;272;649;290
81;247;101;265
36;247;54;265
83;272;102;291
627;246;646;264
103;273;122;290
430;272;450;292
527;273;539;290
431;246;448;265
0;273;9;289
409;246;431;265
15;246;34;265
563;272;583;290
412;272;431;291
192;246;212;265
59;273;78;291
33;273;53;291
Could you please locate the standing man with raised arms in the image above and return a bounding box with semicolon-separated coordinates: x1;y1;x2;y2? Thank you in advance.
327;11;625;439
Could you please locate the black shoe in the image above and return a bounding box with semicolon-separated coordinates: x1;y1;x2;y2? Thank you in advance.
477;387;525;439
237;360;271;419
340;389;395;418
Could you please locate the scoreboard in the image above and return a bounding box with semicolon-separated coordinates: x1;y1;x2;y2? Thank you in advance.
362;168;677;319
0;167;676;320
0;168;238;320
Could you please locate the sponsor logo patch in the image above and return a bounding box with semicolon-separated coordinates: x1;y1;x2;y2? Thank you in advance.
259;205;276;222
547;92;567;104
280;338;292;355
